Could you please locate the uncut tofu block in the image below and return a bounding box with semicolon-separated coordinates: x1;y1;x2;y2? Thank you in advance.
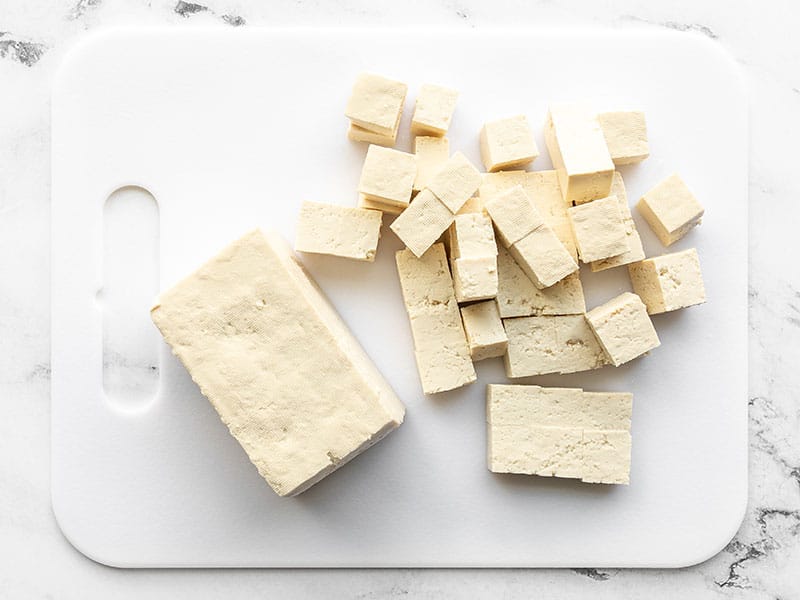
414;136;450;192
452;256;498;303
637;174;705;246
479;115;539;172
396;244;476;394
295;201;382;262
428;151;482;213
628;248;706;314
345;72;407;136
348;122;396;147
151;230;405;497
358;145;417;209
590;172;646;272
460;300;508;361
544;103;615;205
486;385;632;484
496;244;585;318
503;314;608;377
508;225;579;289
568;194;630;263
390;189;455;258
585;292;660;367
598;111;649;166
411;84;459;137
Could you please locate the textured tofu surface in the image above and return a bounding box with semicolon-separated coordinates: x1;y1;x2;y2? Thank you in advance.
628;248;706;314
508;225;579;289
358;193;403;215
348;122;396;147
151;230;405;497
479;115;539;172
427;151;482;213
345;72;407;136
390;189;455;258
585;292;661;366
452;256;498;303
411;84;459;137
358;145;417;207
413;136;450;192
460;300;508;361
590;172;646;271
568;194;630;263
637;173;705;246
449;212;497;260
484;184;545;247
295;201;382;261
598;111;650;166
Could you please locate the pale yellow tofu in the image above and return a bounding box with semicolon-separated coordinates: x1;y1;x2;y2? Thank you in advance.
568;195;630;263
460;300;508;361
358;144;417;208
413;136;450;192
637;174;705;246
348;122;397;147
357;193;403;215
483;184;545;247
598;111;649;166
590;172;646;271
390;189;454;258
508;225;578;289
295;201;382;261
479;115;539;172
585;292;660;367
427;152;482;213
628;248;706;314
581;430;632;485
411;84;459;137
452;256;498;303
449;212;497;260
345;72;407;136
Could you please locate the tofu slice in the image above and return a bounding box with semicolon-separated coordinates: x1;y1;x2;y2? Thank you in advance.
568;194;630;263
452;256;498;303
637;173;705;246
411;84;459;137
628;248;706;314
589;172;646;271
598;110;649;166
427;152;482;213
390;188;455;258
151;230;405;497
348;122;397;147
460;300;508;361
358;145;417;209
295;201;382;261
345;72;407;136
413;136;450;192
479;115;539;172
585;292;660;366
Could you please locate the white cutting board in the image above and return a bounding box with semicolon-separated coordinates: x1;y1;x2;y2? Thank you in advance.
51;27;748;568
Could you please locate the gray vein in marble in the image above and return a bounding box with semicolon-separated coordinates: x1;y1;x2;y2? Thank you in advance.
0;33;47;67
174;1;209;18
619;15;718;40
222;14;247;27
68;0;103;20
572;568;616;581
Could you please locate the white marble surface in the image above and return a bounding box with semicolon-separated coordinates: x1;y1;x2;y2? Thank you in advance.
0;0;797;597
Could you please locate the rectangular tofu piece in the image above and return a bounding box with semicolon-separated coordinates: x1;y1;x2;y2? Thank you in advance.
628;248;706;314
503;314;608;377
345;72;407;136
590;172;646;271
427;151;482;213
357;193;403;215
411;84;459;137
488;424;585;477
449;212;497;260
483;184;545;247
637;173;705;246
479;115;539;172
395;244;476;394
150;230;405;497
568;194;630;263
585;292;660;366
390;188;455;258
413;136;450;192
496;244;585;318
452;256;498;303
508;225;579;289
347;122;396;147
581;430;632;485
358;145;417;209
460;300;508;361
544;103;615;205
295;201;382;262
598;110;649;166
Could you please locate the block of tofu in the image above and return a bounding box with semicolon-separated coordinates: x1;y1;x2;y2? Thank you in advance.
427;152;482;213
460;300;508;361
590;172;646;272
503;314;608;377
568;194;630;263
357;193;403;215
479;115;539;172
508;225;579;289
348;122;396;147
486;385;632;484
449;212;497;260
598;111;649;166
395;244;476;393
496;244;585;318
390;188;455;258
483;184;545;247
637;174;705;246
295;201;382;262
345;72;407;136
585;292;660;367
411;84;459;137
413;136;450;192
452;256;498;303
358;145;417;208
628;248;706;314
150;230;405;497
544;103;615;205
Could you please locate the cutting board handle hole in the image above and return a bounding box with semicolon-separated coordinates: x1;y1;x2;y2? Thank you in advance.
102;185;160;411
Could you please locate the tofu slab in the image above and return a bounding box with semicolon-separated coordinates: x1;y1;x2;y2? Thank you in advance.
295;201;382;261
151;230;405;497
589;172;646;271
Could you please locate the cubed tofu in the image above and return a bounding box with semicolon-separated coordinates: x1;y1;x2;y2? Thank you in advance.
357;193;403;215
503;314;608;377
449;212;497;260
427;152;482;213
508;225;579;289
479;115;539;172
544;103;615;205
452;256;498;303
460;300;508;361
483;184;545;247
390;188;455;258
295;201;382;261
358;145;417;208
345;72;407;136
568;194;630;263
628;248;706;314
590;172;646;272
637;174;705;246
151;230;405;497
496;244;585;318
413;136;450;192
457;197;486;215
585;292;660;366
598;111;649;165
411;84;459;137
347;122;396;147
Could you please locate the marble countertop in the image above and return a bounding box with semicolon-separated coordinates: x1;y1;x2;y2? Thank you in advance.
1;0;797;597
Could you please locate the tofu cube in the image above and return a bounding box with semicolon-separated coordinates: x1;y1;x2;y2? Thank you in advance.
295;201;382;261
637;174;705;246
483;184;545;247
427;152;482;213
585;292;660;367
508;225;578;289
460;300;508;361
544;103;615;205
568;194;630;263
479;115;539;172
452;256;498;303
413;136;450;192
390;188;455;258
151;230;405;497
358;145;417;209
628;248;706;314
348;122;396;147
357;193;403;215
598;111;649;165
449;212;497;260
411;84;459;137
345;72;407;136
590;172;646;272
